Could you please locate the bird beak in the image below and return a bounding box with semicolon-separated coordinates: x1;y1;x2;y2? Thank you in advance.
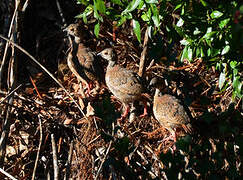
97;52;101;56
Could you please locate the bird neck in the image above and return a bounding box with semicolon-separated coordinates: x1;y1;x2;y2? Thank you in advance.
108;60;116;68
71;40;78;54
154;88;161;97
74;36;81;43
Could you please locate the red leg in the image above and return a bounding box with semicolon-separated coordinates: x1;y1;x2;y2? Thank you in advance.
118;105;130;121
139;101;148;118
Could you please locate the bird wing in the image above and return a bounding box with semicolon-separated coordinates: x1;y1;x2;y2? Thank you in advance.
106;65;143;96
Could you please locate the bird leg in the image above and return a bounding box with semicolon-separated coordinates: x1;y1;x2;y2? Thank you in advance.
84;82;93;97
162;130;177;143
161;130;177;151
139;101;148;118
118;105;130;122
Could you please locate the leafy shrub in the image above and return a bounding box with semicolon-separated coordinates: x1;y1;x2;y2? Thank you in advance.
75;0;242;99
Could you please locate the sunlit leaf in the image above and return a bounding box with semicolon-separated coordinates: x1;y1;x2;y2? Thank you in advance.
152;15;159;27
96;0;106;14
219;18;230;29
141;8;151;22
145;0;158;3
200;0;209;7
180;45;188;62
94;22;100;38
188;47;193;61
133;19;141;43
203;31;217;39
174;3;182;11
210;10;223;19
122;0;142;15
219;72;226;90
117;16;127;26
176;18;184;27
221;45;230;55
180;39;190;46
230;61;238;69
233;76;242;96
200;47;205;57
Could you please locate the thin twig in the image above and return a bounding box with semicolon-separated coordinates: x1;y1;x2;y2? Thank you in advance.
0;35;87;119
31;115;43;180
22;0;30;12
0;0;19;87
0;84;22;104
0;167;17;180
56;0;66;27
64;140;73;180
138;26;149;77
51;134;59;180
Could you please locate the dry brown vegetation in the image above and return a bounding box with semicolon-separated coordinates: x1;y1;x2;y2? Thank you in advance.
0;0;242;179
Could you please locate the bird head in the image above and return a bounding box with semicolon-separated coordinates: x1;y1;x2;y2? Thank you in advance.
97;48;115;62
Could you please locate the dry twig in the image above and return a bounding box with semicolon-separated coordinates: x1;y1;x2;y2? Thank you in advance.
0;167;17;180
51;134;59;180
31;115;43;180
138;26;149;77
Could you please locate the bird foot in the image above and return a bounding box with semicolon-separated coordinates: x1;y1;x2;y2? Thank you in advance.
142;127;164;139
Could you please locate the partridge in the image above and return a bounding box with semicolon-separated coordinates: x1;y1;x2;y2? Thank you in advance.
149;77;192;143
65;24;104;95
98;48;148;120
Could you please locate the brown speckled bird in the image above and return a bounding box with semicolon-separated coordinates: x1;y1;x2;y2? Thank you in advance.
98;48;148;120
65;24;104;95
149;77;192;143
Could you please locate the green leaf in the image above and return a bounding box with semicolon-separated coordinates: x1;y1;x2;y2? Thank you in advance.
180;45;188;62
145;0;158;3
146;4;158;27
111;0;124;6
93;1;102;21
188;47;193;61
233;76;242;95
174;26;185;37
230;61;238;69
200;47;205;57
180;39;190;46
221;45;230;55
210;10;223;19
219;18;230;29
94;22;100;38
219;72;226;90
200;0;209;7
122;0;142;15
133;19;141;43
196;47;201;57
77;0;89;5
95;0;106;14
152;15;159;27
117;16;127;26
203;31;217;39
193;28;201;35
174;3;182;11
233;69;238;76
141;9;151;21
75;5;93;24
211;48;221;57
176;18;184;27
